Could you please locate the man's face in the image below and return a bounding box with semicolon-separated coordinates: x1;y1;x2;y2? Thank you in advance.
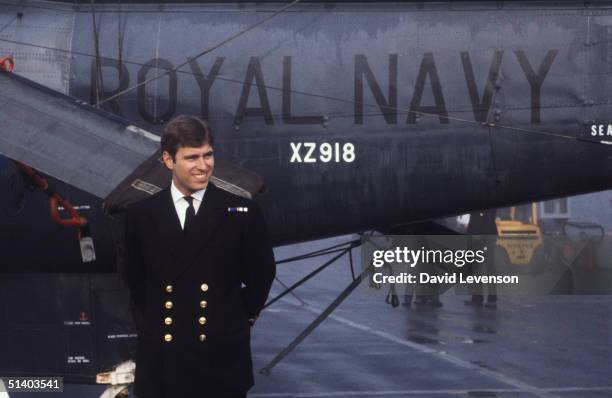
163;143;214;195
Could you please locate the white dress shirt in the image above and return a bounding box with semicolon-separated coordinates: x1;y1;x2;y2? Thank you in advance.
170;180;206;229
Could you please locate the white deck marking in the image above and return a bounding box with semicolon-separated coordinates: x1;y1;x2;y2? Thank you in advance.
276;299;561;398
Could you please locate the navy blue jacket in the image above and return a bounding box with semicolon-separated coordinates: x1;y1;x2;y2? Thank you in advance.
122;182;275;397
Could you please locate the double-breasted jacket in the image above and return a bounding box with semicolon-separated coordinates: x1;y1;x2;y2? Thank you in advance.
122;182;275;397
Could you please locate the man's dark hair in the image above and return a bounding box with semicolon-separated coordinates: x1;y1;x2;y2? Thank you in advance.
161;115;214;161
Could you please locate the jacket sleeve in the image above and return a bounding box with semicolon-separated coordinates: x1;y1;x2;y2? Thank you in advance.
121;206;147;321
241;201;276;320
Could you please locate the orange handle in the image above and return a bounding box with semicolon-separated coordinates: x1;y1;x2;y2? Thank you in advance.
50;194;87;227
0;56;14;72
16;161;87;227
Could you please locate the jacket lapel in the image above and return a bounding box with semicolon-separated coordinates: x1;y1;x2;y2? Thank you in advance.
166;182;225;283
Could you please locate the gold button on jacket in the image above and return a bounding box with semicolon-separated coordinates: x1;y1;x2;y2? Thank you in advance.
200;300;208;308
164;334;172;342
164;301;173;309
198;334;207;342
164;317;173;325
165;285;173;293
198;316;207;325
200;283;209;292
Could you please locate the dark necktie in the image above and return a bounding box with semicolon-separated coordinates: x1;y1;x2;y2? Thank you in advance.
183;196;196;234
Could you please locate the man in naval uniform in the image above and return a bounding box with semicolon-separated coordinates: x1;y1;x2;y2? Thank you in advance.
122;115;276;398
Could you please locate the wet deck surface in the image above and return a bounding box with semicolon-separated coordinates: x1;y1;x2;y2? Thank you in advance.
8;235;612;398
249;235;612;398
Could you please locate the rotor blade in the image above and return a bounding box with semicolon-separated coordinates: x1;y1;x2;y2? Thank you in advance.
0;71;159;198
0;71;265;206
103;151;265;213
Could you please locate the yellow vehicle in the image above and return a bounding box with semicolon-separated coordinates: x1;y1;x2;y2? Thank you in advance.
495;203;542;265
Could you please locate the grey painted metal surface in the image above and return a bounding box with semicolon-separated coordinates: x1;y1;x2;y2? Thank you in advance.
0;1;610;244
0;73;158;198
0;1;75;93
